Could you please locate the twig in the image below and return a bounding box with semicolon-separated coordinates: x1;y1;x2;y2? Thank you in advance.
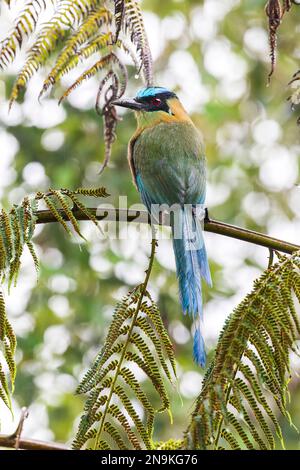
268;248;274;268
0;407;69;450
35;207;300;255
9;407;28;450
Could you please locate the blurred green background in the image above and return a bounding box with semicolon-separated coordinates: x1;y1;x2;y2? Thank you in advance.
0;0;300;448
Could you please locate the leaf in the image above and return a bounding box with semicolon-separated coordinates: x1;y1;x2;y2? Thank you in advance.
265;0;293;83
59;53;117;104
0;290;16;412
124;0;153;86
114;0;125;42
0;0;54;68
0;187;109;412
185;251;300;450
1;0;154;172
8;0;101;107
39;8;113;98
73;240;176;450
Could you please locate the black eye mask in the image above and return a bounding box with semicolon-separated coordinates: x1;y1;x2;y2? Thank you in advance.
136;92;177;113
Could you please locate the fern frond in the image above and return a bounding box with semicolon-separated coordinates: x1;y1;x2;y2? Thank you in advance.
0;187;109;411
59;53;119;104
41;193;72;235
44;32;115;99
186;251;300;450
36;186;109;236
9;0;100;107
74;239;176;450
50;189;85;239
103;421;127;449
74;187;109;198
40;8;113;98
0;290;16;412
0;0;54;69
1;0;154;173
114;0;125;42
124;0;153;86
0;290;5;342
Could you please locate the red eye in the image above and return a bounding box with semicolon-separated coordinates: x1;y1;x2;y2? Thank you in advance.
151;98;161;106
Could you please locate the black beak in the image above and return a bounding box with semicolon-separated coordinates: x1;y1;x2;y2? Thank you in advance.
112;98;144;111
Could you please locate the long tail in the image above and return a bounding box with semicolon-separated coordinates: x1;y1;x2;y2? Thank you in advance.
172;206;212;367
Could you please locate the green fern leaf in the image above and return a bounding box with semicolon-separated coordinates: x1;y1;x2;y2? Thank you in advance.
74;240;176;450
114;0;125;42
124;0;153;85
186;251;300;450
0;0;53;68
40;7;113;98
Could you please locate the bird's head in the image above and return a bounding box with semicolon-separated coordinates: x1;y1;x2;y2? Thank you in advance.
113;87;191;128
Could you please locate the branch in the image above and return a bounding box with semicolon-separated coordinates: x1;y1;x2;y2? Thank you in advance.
0;408;68;450
36;207;300;255
0;434;69;450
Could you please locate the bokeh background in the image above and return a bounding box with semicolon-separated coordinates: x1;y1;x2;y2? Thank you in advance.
0;0;300;448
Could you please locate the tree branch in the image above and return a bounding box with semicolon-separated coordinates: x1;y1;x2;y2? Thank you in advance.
36;207;300;255
0;434;69;450
0;407;69;451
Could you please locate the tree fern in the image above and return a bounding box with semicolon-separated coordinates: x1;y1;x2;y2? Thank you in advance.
185;251;300;450
0;186;109;413
0;0;154;172
73;239;177;450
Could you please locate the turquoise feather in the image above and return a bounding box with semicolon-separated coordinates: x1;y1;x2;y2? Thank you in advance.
136;87;171;99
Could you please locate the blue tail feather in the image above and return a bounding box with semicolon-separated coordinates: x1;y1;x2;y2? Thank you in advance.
172;207;211;367
193;326;206;368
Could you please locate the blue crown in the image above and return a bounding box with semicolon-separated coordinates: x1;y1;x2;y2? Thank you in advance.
136;87;174;99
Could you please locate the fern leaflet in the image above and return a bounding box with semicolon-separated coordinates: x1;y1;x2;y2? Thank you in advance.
74;238;177;450
185;251;300;450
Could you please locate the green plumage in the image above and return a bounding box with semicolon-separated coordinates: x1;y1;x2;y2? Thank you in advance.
133;121;206;207
125;93;211;366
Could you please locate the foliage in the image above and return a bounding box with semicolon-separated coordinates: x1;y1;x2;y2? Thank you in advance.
265;0;300;116
0;196;38;411
74;278;177;449
0;289;16;413
185;251;300;450
0;0;300;452
265;0;291;82
0;191;177;450
0;0;153;171
0;187;109;414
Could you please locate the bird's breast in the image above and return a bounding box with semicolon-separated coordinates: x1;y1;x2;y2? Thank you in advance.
132;121;207;206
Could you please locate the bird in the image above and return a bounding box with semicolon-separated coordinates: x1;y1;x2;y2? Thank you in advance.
113;86;212;367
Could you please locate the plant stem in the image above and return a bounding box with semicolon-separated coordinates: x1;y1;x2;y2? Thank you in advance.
94;234;157;449
36;207;300;255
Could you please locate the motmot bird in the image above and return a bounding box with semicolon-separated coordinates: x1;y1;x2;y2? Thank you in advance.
113;87;212;367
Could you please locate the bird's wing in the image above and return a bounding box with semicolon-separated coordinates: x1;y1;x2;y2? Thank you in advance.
150;156;206;206
135;173;156;212
128;132;156;212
